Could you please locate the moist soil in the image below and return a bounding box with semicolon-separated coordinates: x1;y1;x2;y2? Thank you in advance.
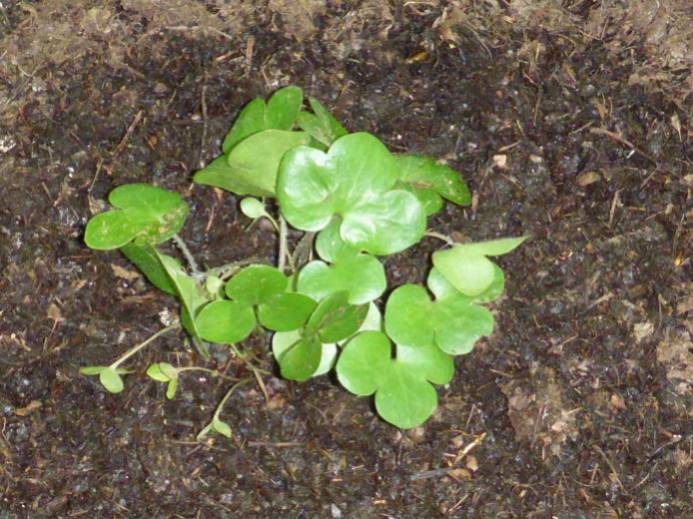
0;2;691;518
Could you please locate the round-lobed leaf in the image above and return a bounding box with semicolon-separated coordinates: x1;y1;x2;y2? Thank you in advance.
374;364;438;429
272;330;336;377
239;197;268;219
434;298;494;355
257;292;317;331
275;334;322;381
336;331;390;396
306;291;368;343
99;368;124;393
225;265;288;306
394;154;471;206
297;254;386;305
384;284;434;348
196;300;256;345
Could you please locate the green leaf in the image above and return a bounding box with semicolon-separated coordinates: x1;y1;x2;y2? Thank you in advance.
225;265;288;306
196;300;256;344
166;378;178;400
277;132;426;255
197;130;311;197
80;366;106;375
297;253;386;304
155;251;210;339
296;96;348;146
84;184;189;250
395;154;471;206
384;284;495;356
99;368;124;393
212;418;232;438
397;182;444;216
276;333;322;381
221;86;304;154
272;330;336;377
306;291;368;343
336;331;449;428
432;237;525;296
146;363;171;382
239;197;268;219
257;292;317;331
265;85;303;130
222;98;266;153
120;243;176;295
314;218;355;262
427;265;504;303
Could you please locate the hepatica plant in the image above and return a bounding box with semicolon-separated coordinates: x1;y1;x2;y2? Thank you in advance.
82;85;525;434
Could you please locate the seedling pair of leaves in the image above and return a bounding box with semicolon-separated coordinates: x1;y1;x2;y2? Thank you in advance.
82;85;526;431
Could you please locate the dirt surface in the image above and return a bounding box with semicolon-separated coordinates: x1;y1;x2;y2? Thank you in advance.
1;1;691;517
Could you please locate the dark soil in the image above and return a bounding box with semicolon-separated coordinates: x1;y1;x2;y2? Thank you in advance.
1;1;691;518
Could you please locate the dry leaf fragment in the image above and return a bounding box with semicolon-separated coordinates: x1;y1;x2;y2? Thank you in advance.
111;263;140;281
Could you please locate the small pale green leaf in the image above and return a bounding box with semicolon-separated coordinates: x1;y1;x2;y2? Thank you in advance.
306;291;368;343
146;363;170;382
166;378;178;400
99;368;124;393
432;247;496;297
80;366;106;376
276;334;322;381
239;197;268;219
257;292;317;331
395;154;471;206
196;300;256;345
212;418;232;438
463;236;527;256
121;243;176;295
222;98;266;153
297;253;386;304
158;362;179;380
225;265;288;306
204;275;224;297
85;211;146;250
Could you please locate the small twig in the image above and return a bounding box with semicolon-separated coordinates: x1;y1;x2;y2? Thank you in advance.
594;445;626;493
278;216;289;273
110;324;179;369
198;74;208;168
172;234;200;275
425;230;455;246
247;441;303;448
589;127;658;165
112;110;144;159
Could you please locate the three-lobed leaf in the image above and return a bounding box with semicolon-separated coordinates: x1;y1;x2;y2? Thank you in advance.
296;96;348;146
85;184;189;250
277;132;426;255
395;154;471;210
336;331;453;428
432;237;525;296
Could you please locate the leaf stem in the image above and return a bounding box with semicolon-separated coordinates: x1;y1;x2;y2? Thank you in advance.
110;323;179;369
278;216;288;273
425;230;456;246
213;378;253;421
176;366;242;382
172;234;200;274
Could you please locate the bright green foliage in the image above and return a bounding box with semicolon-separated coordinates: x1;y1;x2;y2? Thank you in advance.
82;85;524;432
84;184;188;250
276;132;426;255
222;86;304;153
432;237;525;296
395;155;472;215
297;96;348;146
336;331;453;428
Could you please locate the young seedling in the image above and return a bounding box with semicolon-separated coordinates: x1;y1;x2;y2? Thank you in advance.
82;85;525;433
